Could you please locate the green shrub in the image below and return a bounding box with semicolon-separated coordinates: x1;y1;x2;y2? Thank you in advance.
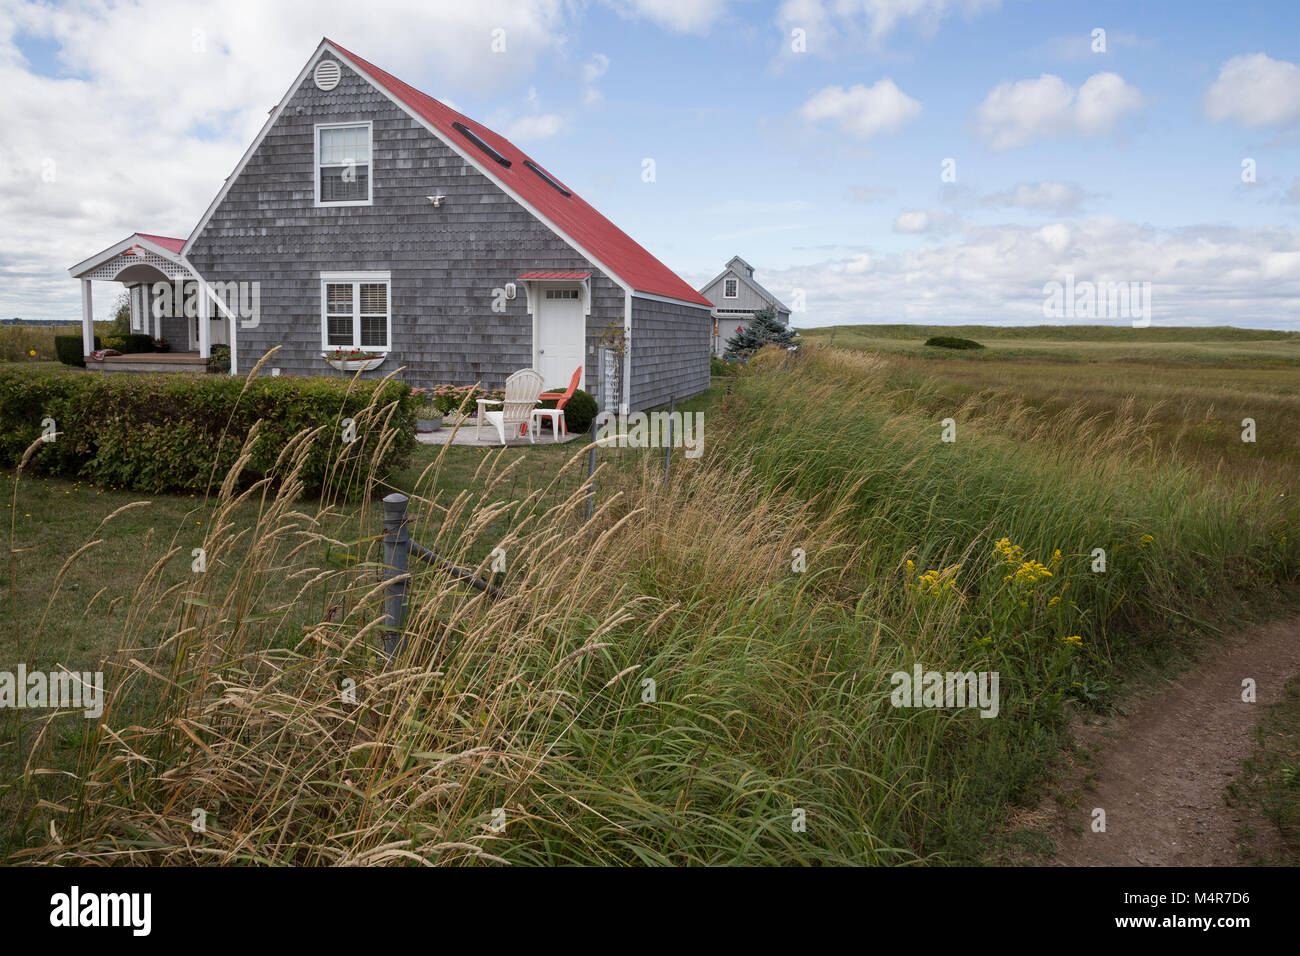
539;387;597;434
710;355;738;376
100;333;156;354
924;335;985;350
0;367;416;497
207;345;231;373
54;335;99;367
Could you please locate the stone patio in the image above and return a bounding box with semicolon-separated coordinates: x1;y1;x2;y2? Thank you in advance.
415;417;580;447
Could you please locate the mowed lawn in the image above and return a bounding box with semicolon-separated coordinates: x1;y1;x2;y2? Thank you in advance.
0;437;586;680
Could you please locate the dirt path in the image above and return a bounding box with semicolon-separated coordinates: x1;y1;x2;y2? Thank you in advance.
1045;616;1300;866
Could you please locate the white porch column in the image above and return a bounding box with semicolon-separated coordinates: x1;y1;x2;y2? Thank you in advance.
228;298;238;375
198;280;211;358
80;279;94;356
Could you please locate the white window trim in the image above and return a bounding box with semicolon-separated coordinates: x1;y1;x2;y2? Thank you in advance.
723;276;739;298
314;121;374;207
320;271;392;352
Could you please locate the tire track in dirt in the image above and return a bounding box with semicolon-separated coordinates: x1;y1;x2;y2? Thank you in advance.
1047;616;1300;866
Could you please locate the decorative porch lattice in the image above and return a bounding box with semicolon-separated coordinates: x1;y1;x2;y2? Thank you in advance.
79;246;188;282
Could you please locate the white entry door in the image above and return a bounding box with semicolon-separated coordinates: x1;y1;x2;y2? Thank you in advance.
535;287;585;389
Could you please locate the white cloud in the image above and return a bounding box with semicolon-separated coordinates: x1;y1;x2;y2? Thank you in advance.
505;113;565;140
582;53;610;84
776;0;1000;53
843;252;872;273
0;0;572;322
1205;53;1300;127
800;79;922;139
1074;72;1142;134
764;219;1300;328
983;182;1088;215
604;0;729;33
975;72;1141;149
581;53;609;105
893;208;952;234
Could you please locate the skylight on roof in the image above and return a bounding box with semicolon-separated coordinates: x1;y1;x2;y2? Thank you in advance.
452;122;510;167
523;160;571;197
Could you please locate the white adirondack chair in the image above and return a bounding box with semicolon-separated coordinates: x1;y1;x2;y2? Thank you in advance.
480;368;545;445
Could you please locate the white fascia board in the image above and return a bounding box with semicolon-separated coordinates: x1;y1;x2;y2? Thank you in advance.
631;290;713;311
67;235;185;278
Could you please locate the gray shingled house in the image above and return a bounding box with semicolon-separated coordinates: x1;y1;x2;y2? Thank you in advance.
67;38;713;412
699;256;792;357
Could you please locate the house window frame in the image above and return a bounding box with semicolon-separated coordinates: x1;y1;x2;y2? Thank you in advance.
314;121;374;207
320;271;392;352
723;277;738;298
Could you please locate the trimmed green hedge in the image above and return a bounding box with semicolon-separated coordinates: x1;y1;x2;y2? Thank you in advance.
0;367;416;497
54;335;100;368
101;333;157;354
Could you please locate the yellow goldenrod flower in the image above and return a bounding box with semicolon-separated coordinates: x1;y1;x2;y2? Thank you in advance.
1061;634;1083;647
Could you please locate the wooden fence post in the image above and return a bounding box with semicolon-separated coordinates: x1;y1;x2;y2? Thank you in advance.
381;492;411;659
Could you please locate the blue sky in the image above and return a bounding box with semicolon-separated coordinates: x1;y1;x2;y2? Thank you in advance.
1;0;1297;328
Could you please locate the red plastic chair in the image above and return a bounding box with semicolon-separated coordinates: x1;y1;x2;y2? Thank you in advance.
535;366;582;438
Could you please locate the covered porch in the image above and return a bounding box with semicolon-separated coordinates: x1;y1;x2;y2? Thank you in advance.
67;233;236;373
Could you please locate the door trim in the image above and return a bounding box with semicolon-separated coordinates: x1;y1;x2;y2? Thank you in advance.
525;278;590;389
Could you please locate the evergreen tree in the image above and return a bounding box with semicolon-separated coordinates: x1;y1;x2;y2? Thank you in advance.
724;305;796;359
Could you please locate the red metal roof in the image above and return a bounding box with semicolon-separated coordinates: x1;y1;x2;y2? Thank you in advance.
517;271;592;280
330;41;710;307
135;233;186;253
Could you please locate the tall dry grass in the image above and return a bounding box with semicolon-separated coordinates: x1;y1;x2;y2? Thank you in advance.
5;342;1296;864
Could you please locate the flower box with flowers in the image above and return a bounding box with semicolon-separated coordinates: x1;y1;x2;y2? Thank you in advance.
323;349;386;372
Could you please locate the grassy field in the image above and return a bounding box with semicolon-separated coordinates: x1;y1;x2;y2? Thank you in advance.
799;323;1300;366
799;325;1300;486
1;332;1297;865
0;323;121;363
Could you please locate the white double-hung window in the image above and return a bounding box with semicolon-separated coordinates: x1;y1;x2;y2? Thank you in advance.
321;272;391;351
316;122;372;205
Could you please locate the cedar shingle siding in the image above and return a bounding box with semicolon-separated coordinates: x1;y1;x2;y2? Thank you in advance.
187;57;642;397
629;297;711;409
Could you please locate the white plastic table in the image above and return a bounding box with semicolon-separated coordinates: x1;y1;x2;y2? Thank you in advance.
531;407;566;442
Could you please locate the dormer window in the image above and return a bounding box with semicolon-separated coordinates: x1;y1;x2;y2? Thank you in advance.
723;277;738;298
316;122;373;206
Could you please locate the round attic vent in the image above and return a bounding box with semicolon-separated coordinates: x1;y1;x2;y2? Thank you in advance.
313;60;341;91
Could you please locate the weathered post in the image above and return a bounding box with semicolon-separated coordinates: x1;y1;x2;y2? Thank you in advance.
381;492;411;659
585;415;599;522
